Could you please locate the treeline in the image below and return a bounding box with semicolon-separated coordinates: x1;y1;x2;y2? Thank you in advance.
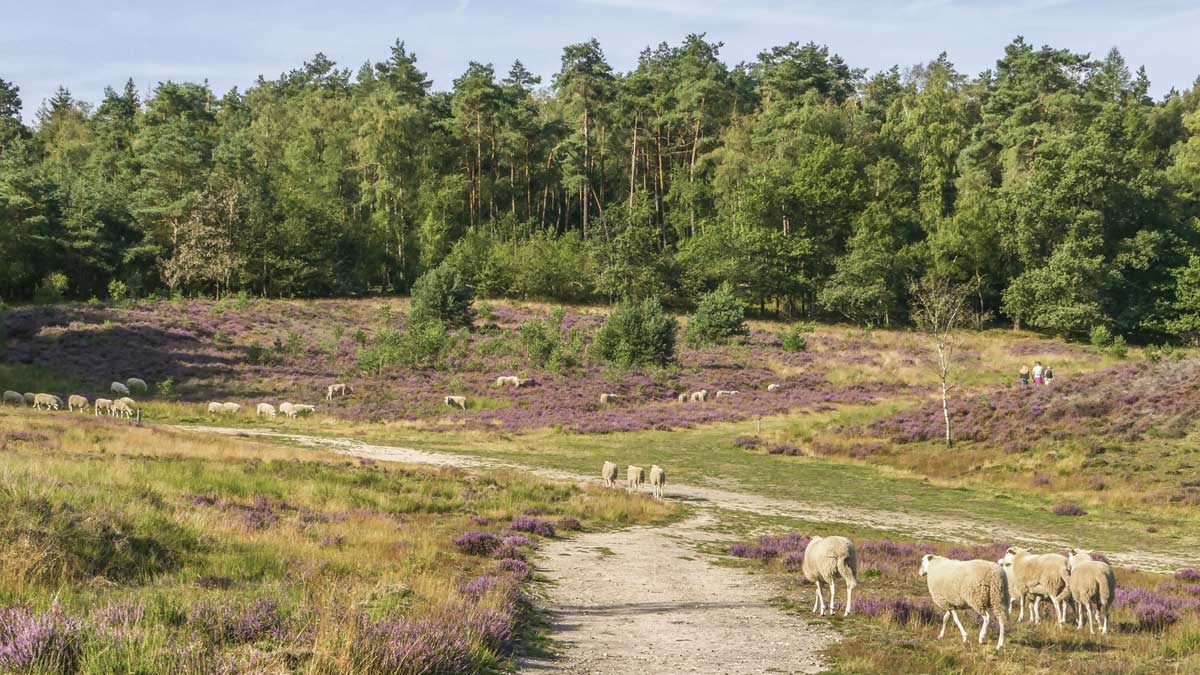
2;36;1200;339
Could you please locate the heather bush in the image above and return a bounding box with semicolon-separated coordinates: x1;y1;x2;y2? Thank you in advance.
686;283;747;346
732;435;762;449
1052;503;1087;516
452;531;502;556
410;263;475;328
591;298;677;367
508;517;556;538
0;605;84;672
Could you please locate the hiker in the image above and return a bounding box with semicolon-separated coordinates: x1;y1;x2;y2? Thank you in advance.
1044;364;1054;387
1032;361;1045;386
1019;364;1030;388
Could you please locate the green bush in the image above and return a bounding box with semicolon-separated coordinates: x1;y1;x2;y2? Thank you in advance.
781;322;813;352
107;279;129;302
686;283;747;346
357;321;453;374
518;307;583;372
1108;335;1128;358
1144;343;1180;363
410;263;475;328
1089;325;1114;349
591;298;677;368
33;272;69;304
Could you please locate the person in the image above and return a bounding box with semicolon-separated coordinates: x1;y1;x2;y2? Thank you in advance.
1032;361;1045;386
1019;364;1030;388
1044;364;1054;386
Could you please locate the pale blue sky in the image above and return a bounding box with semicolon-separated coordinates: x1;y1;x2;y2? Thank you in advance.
5;1;1199;122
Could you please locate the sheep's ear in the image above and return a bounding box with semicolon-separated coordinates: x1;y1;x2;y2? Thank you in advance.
1069;548;1079;556
1005;547;1016;555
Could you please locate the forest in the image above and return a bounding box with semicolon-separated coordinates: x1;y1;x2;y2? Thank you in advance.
2;35;1199;340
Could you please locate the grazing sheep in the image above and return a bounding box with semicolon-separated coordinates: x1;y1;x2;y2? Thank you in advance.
689;390;708;403
3;390;24;406
279;402;297;418
221;402;241;414
714;390;739;399
118;397;138;415
207;402;224;414
68;395;89;412
919;554;1008;649
649;465;666;499
1002;546;1071;624
444;395;467;410
33;393;62;410
1067;549;1116;635
94;398;114;416
802;535;858;616
111;382;130;396
494;375;521;387
126;378;148;393
601;461;618;488
626;465;645;492
677;392;688;403
599;393;623;405
23;393;35;405
256;403;276;419
326;383;351;400
767;383;780;392
112;399;134;418
293;404;315;415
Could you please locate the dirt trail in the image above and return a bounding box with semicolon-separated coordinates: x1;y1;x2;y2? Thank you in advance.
179;426;1198;572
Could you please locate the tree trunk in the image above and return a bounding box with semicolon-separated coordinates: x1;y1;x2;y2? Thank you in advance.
629;112;638;214
582;108;590;239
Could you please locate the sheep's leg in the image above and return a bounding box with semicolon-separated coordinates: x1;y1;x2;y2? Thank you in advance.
950;610;968;642
1100;606;1109;635
939;611;950;639
1075;600;1083;630
995;609;1006;649
1052;596;1064;625
827;579;836;615
1085;603;1095;635
978;612;990;644
844;584;853;617
812;580;822;614
1016;595;1024;621
1032;596;1041;624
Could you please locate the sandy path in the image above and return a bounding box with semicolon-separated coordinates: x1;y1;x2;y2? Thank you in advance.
178;426;1199;572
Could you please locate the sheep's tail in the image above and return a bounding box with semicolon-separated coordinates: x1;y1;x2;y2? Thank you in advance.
839;548;858;588
991;565;1010;611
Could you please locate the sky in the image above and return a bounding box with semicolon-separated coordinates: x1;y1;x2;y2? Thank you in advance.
4;0;1199;122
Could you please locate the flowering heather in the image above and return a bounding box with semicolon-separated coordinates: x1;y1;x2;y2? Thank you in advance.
469;515;492;526
320;534;345;548
509;517;556;538
502;534;536;549
90;600;145;635
195;575;234;590
855;595;938;626
496;558;532;580
782;550;805;571
186;598;285;645
730;533;810;561
356;615;474;674
452;531;502;556
765;443;804;456
1115;587;1200;630
1175;568;1200;582
732;435;762;449
0;605;83;672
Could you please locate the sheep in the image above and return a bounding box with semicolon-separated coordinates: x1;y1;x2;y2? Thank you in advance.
279;402;297;418
626;465;645;492
802;535;858;616
444;395;467;410
326;383;351;400
919;554;1008;649
293;404;315;416
1067;549;1116;636
2;390;24;406
221;402;241;414
256;403;277;419
94;398;114;416
23;393;35;405
649;465;666;499
714;390;739;399
1001;546;1071;624
33;393;62;410
126;378;148;393
599;393;623;405
689;390;708;403
68;395;89;412
677;393;688;403
767;383;780;392
494;376;520;387
118;397;138;415
601;461;618;488
207;402;224;414
112;399;134;418
111;381;130;397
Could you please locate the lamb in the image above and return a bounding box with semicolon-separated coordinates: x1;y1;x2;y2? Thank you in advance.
33;393;62;410
68;395;89;412
279;402;297;418
919;554;1008;649
111;381;130;397
257;403;277;419
22;393;35;405
326;383;351;400
207;402;224;414
94;398;114;416
767;383;780;392
714;390;739;399
601;461;618;488
1001;546;1071;624
494;375;521;387
1067;549;1116;635
599;393;623;405
649;465;666;499
444;395;467;410
626;465;645;492
802;535;858;616
112;399;134;418
126;378;148;393
3;390;24;406
221;402;241;414
689;390;708;403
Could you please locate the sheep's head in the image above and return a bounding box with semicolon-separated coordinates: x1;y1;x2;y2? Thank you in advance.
1002;546;1029;563
1067;548;1093;569
918;554;935;577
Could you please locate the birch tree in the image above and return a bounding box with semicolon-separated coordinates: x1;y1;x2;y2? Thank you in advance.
910;276;972;448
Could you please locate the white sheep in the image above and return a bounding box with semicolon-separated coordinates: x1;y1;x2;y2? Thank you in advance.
767;383;780;392
1067;549;1116;635
689;390;708;403
714;390;739;399
68;395;89;412
94;398;114;416
599;393;623;405
326;383;351;400
221;402;241;414
293;404;315;416
111;382;130;397
126;377;148;393
1001;546;1071;624
112;399;134;418
919;554;1008;649
626;465;645;492
444;395;467;410
649;465;666;499
207;402;224;414
601;461;618;488
22;393;35;405
118;397;138;415
33;393;62;410
257;403;277;419
3;390;24;406
279;402;297;418
802;535;858;616
676;392;688;403
494;375;520;387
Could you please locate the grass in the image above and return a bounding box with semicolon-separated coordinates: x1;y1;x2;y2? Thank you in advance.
0;409;674;673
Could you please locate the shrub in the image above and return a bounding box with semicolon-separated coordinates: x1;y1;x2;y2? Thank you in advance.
518;308;581;372
591;298;677;367
781;322;812;353
452;531;501;556
1108;335;1128;358
107;279;129;302
357;322;453;375
1052;503;1087;516
686;283;747;346
410;263;475;328
33;272;69;304
1089;325;1114;349
508;517;556;538
1145;343;1180;363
